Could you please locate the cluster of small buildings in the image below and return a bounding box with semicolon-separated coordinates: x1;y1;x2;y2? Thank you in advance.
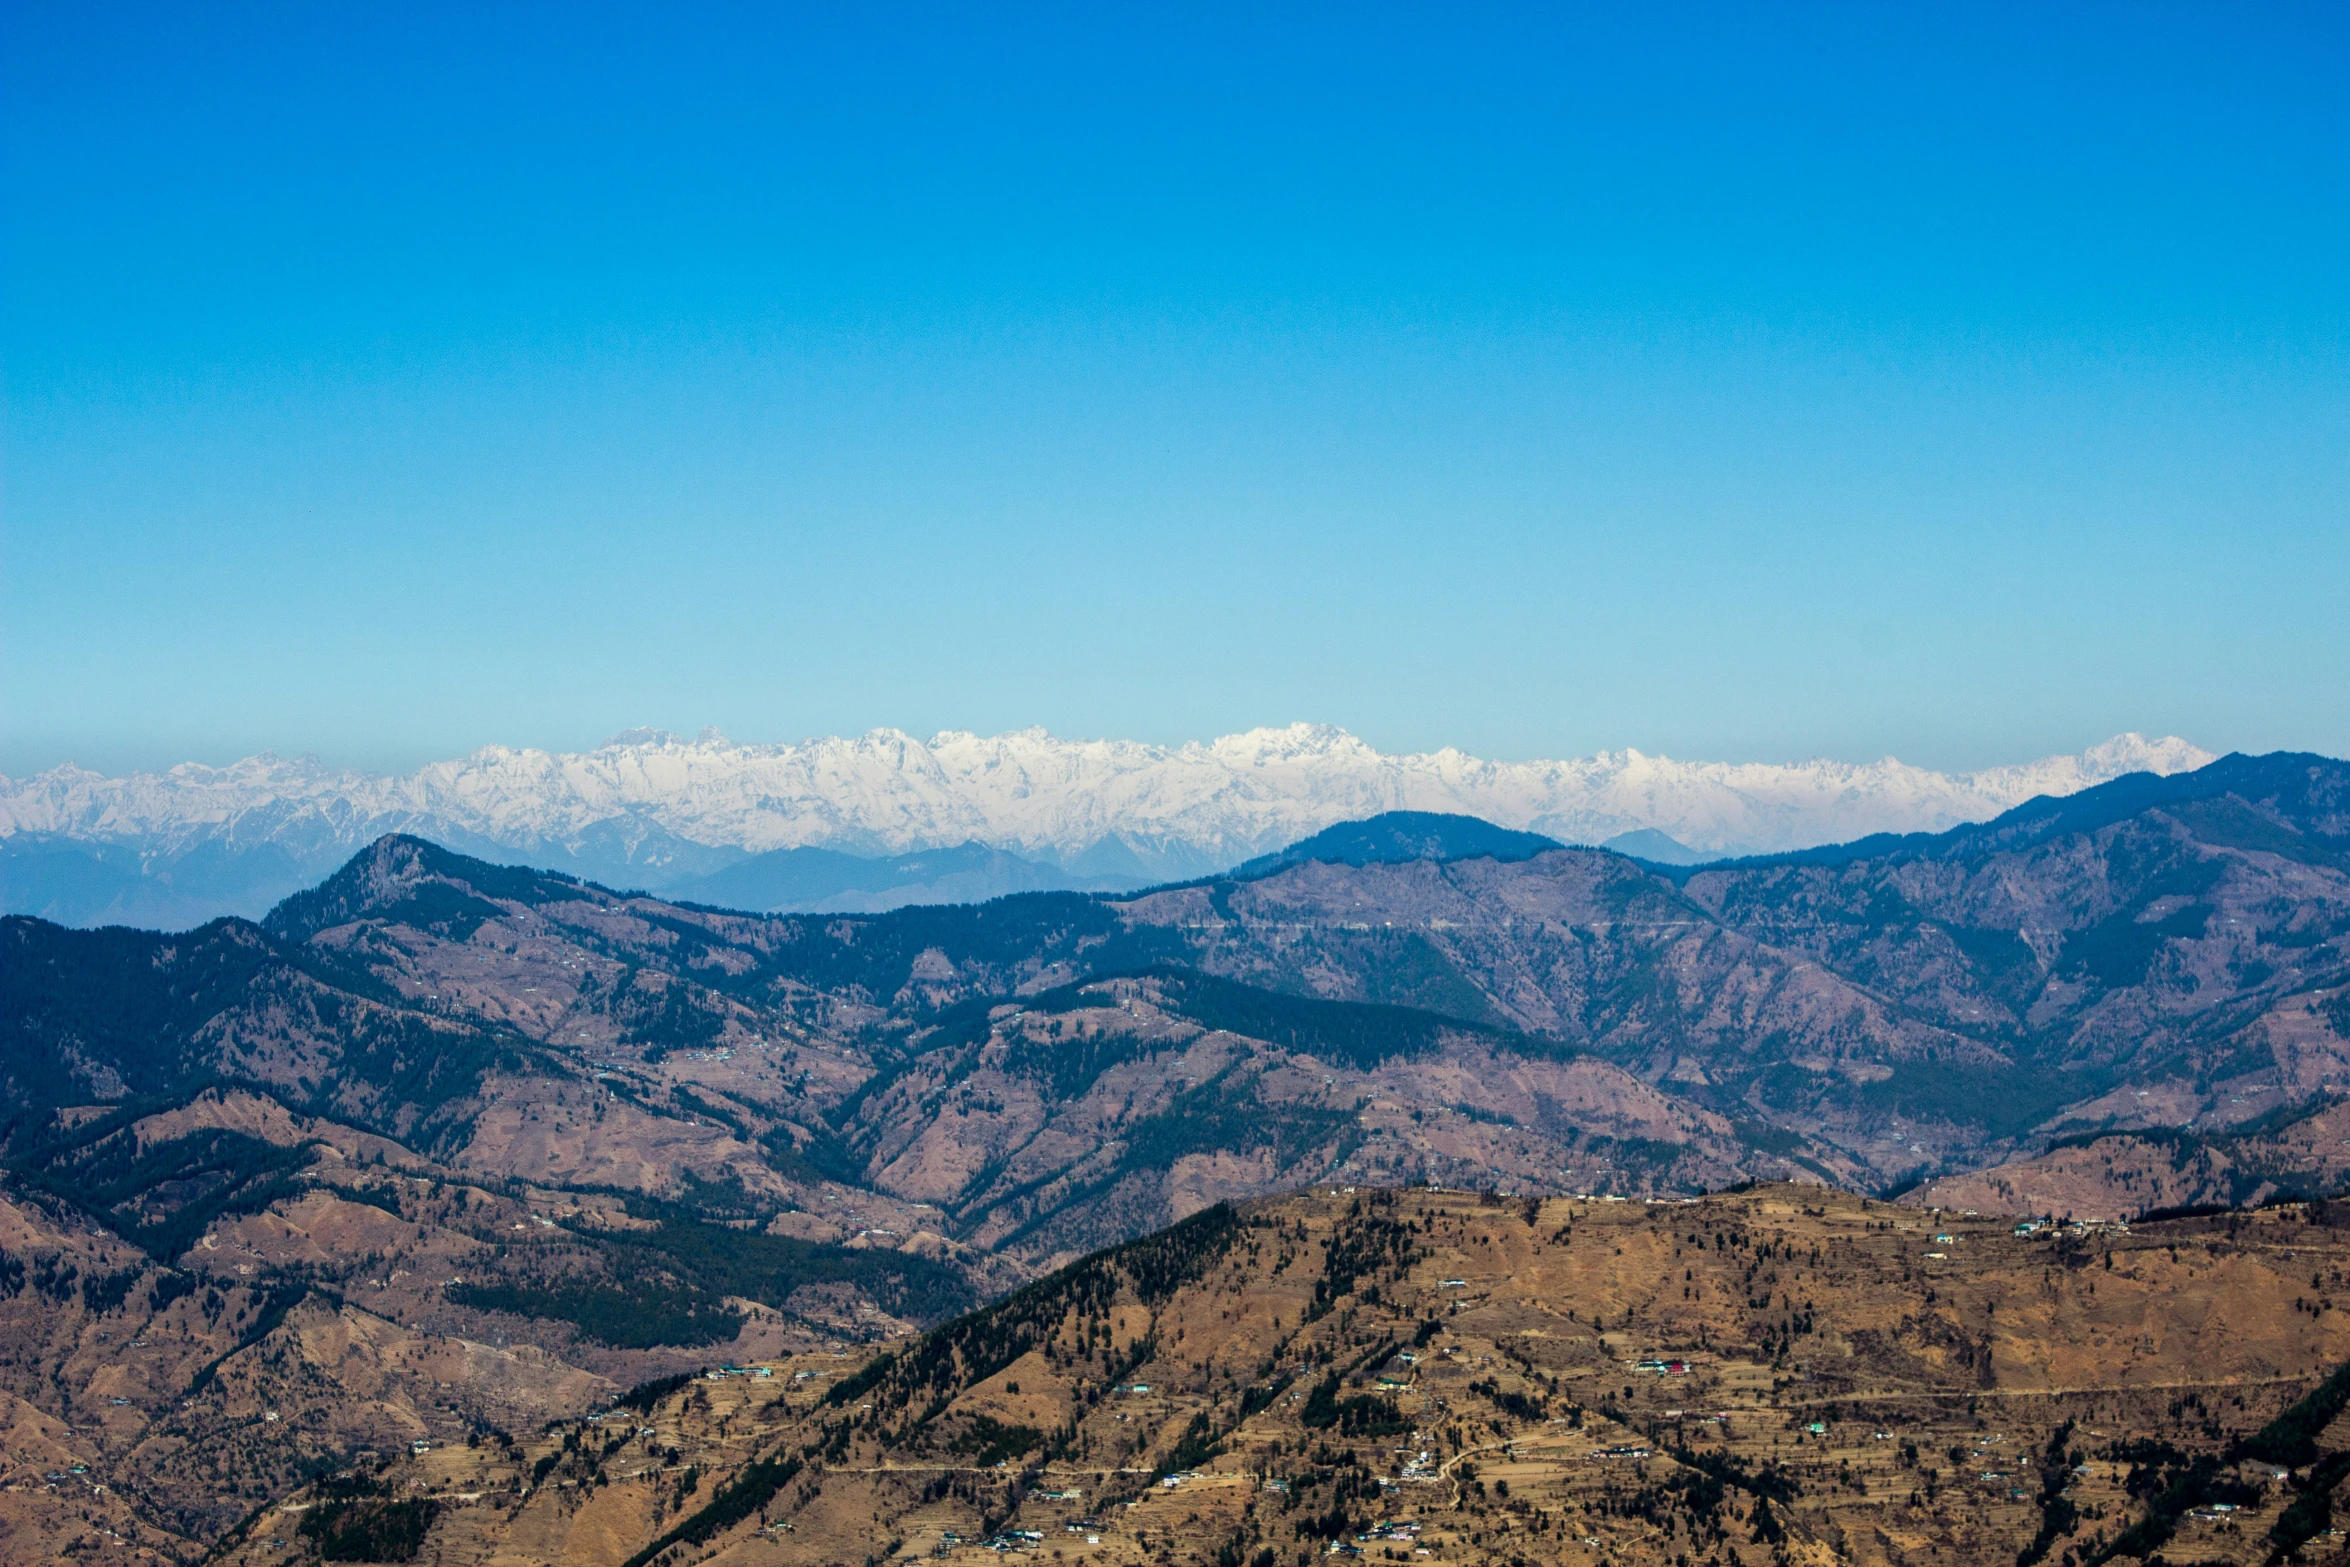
2010;1216;2131;1238
935;1527;1049;1555
981;1528;1044;1552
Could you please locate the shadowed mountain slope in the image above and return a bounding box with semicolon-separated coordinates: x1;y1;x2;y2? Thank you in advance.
1678;749;2349;878
17;749;2350;1231
1228;810;1564;879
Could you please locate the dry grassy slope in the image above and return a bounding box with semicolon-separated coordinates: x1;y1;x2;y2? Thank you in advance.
106;1089;932;1353
218;1183;2350;1567
0;1189;206;1563
1117;822;2350;1181
221;810;2350;1228
1682;811;2350;1124
0;1088;915;1563
1119;851;1980;1078
1906;1097;2350;1221
0;1181;610;1553
1115;858;1976;1179
281;845;1845;1262
291;869;870;1207
273;839;1972;1208
275;845;1026;1243
843;976;1840;1264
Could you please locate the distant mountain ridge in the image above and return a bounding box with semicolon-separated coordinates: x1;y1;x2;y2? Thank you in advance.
1228;810;1562;878
11;747;2345;1227
674;840;1137;914
0;725;2215;927
1645;750;2350;882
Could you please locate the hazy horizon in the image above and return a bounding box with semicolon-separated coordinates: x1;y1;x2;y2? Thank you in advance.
0;721;2252;787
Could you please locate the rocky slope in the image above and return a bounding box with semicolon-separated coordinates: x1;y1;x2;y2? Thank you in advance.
1096;752;2350;1187
0;1084;975;1557
0;726;2210;926
1902;1079;2350;1222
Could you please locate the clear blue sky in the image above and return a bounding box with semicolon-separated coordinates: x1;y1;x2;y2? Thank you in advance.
6;3;2345;776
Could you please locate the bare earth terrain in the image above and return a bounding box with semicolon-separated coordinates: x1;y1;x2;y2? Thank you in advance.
194;1184;2350;1567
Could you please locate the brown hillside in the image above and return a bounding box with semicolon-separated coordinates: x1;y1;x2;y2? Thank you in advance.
205;1183;2350;1567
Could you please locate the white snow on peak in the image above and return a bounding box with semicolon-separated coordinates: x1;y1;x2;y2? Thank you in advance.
0;726;2217;867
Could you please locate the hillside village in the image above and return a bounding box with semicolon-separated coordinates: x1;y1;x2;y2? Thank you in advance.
191;1183;2350;1567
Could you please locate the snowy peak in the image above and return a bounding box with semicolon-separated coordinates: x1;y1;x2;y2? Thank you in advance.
0;727;2217;877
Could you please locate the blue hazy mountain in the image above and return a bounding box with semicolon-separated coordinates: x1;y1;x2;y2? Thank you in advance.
672;840;1135;913
1600;827;1716;865
1229;810;1562;879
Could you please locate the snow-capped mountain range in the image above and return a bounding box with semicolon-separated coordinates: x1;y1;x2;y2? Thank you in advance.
0;725;2214;929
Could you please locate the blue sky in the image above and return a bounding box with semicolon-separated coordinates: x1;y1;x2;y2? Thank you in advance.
5;3;2345;776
